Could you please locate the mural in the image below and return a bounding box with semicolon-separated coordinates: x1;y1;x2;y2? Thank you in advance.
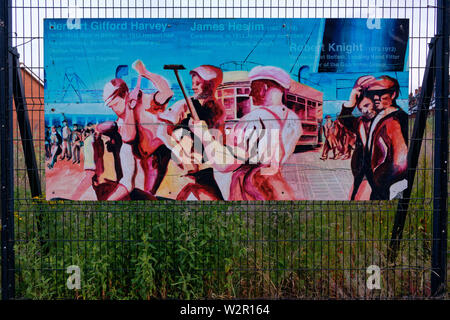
44;18;409;201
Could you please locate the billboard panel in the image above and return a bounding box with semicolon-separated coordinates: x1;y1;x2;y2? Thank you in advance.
44;18;409;201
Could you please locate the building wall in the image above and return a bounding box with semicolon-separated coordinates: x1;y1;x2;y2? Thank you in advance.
12;67;44;141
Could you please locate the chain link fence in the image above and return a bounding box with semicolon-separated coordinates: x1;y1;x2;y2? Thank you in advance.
1;0;448;299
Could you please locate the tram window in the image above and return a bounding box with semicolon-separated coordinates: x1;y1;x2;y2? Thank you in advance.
236;97;251;118
225;109;235;120
316;102;323;117
286;94;296;101
297;97;305;104
223;97;235;109
299;100;306;110
306;100;316;108
224;88;235;96
286;99;295;110
237;87;250;95
288;101;304;114
297;104;306;119
307;101;317;120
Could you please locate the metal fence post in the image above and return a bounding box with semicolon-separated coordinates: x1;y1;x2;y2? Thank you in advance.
388;38;437;263
431;0;449;297
12;47;42;198
0;0;14;300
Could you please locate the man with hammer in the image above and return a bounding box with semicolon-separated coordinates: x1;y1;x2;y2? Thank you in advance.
101;60;173;200
157;64;225;200
188;65;302;200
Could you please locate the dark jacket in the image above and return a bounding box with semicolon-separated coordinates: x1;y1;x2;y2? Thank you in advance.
364;108;408;200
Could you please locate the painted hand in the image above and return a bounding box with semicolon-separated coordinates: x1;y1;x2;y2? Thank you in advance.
344;87;362;108
132;59;147;75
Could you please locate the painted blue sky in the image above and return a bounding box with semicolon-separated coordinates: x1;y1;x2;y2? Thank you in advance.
44;18;409;116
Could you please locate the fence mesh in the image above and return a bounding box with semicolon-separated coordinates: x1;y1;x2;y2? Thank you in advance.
2;0;447;299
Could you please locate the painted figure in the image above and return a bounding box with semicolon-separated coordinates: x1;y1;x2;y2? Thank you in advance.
60;119;72;161
339;124;357;160
339;122;354;160
339;75;378;200
365;76;408;200
157;65;225;200
45;126;52;160
189;66;302;200
91;121;124;200
102;60;173;200
47;125;62;169
71;124;103;200
71;123;83;164
340;75;408;200
333;119;348;159
320;115;338;160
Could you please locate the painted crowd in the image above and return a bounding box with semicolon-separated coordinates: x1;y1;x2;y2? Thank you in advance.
46;121;96;169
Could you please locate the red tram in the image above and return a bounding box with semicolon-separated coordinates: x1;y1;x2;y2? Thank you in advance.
216;71;324;146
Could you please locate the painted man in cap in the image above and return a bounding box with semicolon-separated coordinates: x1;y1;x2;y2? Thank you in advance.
189;65;302;200
339;75;378;200
157;64;225;200
101;60;173;200
364;75;408;200
47;125;62;170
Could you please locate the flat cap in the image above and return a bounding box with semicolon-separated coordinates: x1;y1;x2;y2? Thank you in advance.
248;65;291;89
190;65;223;85
367;76;398;91
353;75;376;89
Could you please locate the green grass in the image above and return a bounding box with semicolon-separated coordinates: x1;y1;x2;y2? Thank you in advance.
3;115;446;299
10;199;434;299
